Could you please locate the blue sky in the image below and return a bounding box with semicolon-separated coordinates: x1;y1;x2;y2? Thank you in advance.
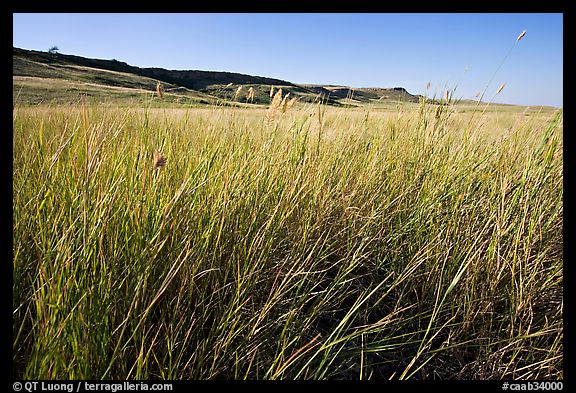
13;13;563;107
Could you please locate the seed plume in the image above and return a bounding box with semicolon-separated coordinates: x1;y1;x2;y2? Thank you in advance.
266;88;283;124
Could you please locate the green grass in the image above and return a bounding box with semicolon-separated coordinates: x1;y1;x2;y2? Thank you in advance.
12;97;562;380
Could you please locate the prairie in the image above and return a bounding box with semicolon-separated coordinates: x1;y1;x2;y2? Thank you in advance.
12;98;562;379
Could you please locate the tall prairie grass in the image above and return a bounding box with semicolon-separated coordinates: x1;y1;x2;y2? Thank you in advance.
12;99;562;379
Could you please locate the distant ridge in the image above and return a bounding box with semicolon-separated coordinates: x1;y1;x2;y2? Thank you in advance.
13;47;422;106
13;47;296;90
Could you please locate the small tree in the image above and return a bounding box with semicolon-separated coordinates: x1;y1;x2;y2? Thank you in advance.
48;46;59;54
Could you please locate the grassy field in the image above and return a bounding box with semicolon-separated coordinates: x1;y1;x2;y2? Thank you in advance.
12;96;562;379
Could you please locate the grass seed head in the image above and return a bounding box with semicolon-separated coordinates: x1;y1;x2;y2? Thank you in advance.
280;92;291;113
287;97;297;110
234;86;243;101
496;83;506;95
523;106;531;116
270;88;283;111
247;87;255;102
266;88;283;124
153;150;167;169
517;30;526;42
156;82;164;99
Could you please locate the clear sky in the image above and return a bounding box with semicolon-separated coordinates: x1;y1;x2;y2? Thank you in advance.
13;13;563;107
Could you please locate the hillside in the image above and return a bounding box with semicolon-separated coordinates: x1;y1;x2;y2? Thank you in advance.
303;85;421;103
13;47;420;106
